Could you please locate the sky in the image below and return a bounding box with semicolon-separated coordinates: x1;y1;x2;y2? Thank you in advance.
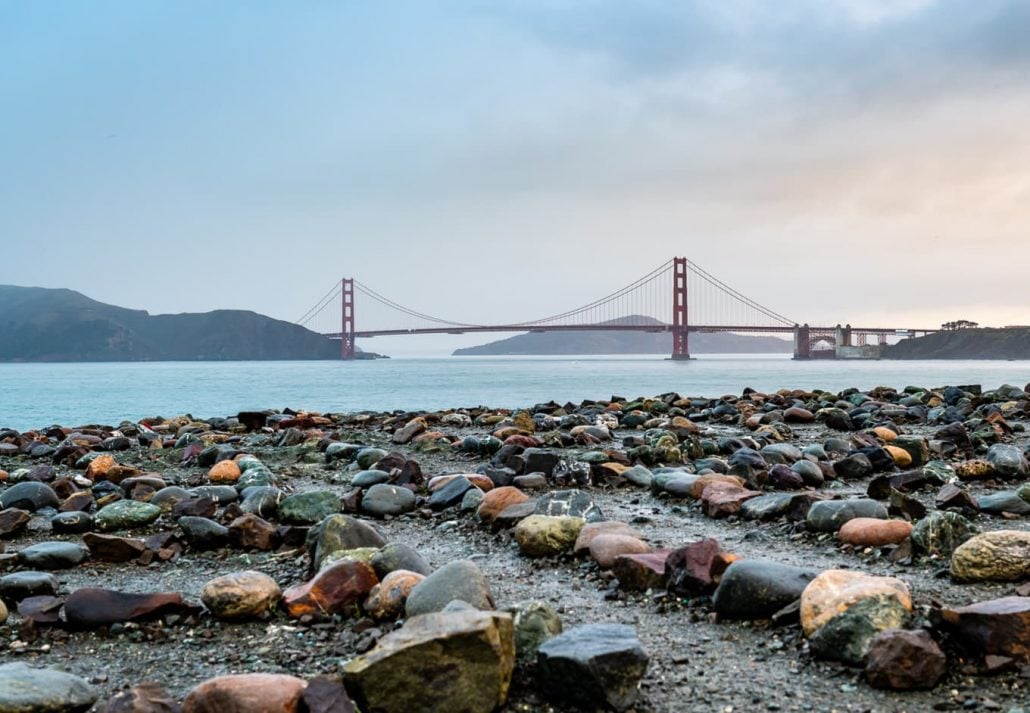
2;0;1029;355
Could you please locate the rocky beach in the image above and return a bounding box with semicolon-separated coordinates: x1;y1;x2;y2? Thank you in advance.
1;383;1029;713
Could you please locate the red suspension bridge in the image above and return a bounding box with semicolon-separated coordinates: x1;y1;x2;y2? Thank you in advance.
297;257;937;360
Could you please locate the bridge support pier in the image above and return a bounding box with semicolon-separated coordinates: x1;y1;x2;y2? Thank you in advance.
793;324;811;360
671;257;691;360
341;278;355;360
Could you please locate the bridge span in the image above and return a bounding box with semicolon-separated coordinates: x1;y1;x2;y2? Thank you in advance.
297;257;936;360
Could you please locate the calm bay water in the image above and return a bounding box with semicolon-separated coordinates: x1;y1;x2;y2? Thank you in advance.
1;354;1029;432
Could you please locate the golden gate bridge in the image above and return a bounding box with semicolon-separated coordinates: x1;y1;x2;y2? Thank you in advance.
296;257;936;360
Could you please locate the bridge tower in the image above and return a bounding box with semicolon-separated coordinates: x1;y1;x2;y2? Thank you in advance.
793;324;811;360
341;278;355;360
671;257;690;360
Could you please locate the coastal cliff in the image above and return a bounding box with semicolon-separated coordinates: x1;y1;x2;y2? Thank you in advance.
882;328;1030;359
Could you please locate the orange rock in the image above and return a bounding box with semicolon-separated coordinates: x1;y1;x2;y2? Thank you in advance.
208;460;241;484
691;474;745;499
282;559;378;618
800;569;912;636
838;518;913;547
477;487;531;523
364;569;425;620
182;673;306;713
701;482;761;518
85;454;117;482
872;427;898;442
465;474;494;492
884;446;912;468
0;470;7;482
588;534;651;569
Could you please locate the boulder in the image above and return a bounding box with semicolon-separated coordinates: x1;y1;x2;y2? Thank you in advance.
360;484;416;518
588;534;650;569
17;541;89;569
666;539;736;597
370;542;432;578
182;673;306;713
505;600;562;662
536;624;649;711
279;491;340;525
364;570;425;620
713;560;816;620
911;511;977;557
201;570;281;620
573;521;642;556
308;514;386;571
939;596;1030;663
476;487;530;524
533;490;603;522
95;500;161;531
283;559;378;618
837;518;912;547
405;560;495;617
513;515;585;558
950;530;1030;582
64;588;187;627
864;629;947;690
807;499;888;533
0;662;97;712
343;611;515;713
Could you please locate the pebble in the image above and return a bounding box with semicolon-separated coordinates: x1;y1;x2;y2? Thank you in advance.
514;515;585;557
182;673;307;713
405;560;495;617
201;570;281;620
361;483;417;518
837;518;913;546
0;662;97;712
17;540;89;569
712;559;816;619
864;629;948;690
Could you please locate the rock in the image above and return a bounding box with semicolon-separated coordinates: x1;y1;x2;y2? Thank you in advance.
701;482;761;518
883;445;912;468
279;491;340;525
364;570;425;620
102;682;180;713
0;662;97;712
939;596;1030;663
864;629;947;690
177;516;229;549
476;487;530;524
537;624;649;711
64;588;187;627
892;436;930;468
666;538;736;597
491;501;537;531
514;515;585;557
405;560;495;617
308;514;386;571
51;511;93;534
361;483;416;518
935;483;979;512
181;673;306;713
240;487;283;519
0;507;31;537
370;542;432;578
512;473;547;490
978;490;1030;516
17;541;89;569
792;460;824;487
392;418;426;444
613;551;671;592
807;499;888;533
911;510;977;557
800;570;913;665
0;599;6;625
460;488;484;512
588;534;650;569
201;570;281;620
207;460;241;484
838;518;913;547
621;465;653;488
300;676;356;713
867;470;929;500
283;559;379;619
95;500;161;532
950;530;1030;582
986;443;1029;478
955;459;993;480
833;454;873;479
319;547;379;570
506;600;562;662
83;533;146;563
227;513;280;551
573;521;642;556
713;560;816;619
0;481;60;511
534;489;603;522
344;610;514;713
429;476;475;511
0;571;59;601
784;406;814;423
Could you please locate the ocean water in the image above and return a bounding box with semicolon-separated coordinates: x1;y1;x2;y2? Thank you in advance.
1;354;1028;432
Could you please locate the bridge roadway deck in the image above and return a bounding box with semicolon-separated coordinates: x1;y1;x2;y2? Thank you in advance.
323;324;937;339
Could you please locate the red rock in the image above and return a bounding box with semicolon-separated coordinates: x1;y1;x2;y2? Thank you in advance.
283;559;379;619
64;588;189;627
838;518;913;547
172;498;218;519
17;595;64;624
613;551;671;592
503;435;541;448
939;596;1030;663
588;534;651;569
573;521;642;556
477;487;531;523
0;508;30;537
84;533;147;563
701;482;761;518
227;513;280;551
665;538;736;596
85;455;117;482
182;673;306;713
864;629;947;690
690;474;745;499
59;491;95;513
